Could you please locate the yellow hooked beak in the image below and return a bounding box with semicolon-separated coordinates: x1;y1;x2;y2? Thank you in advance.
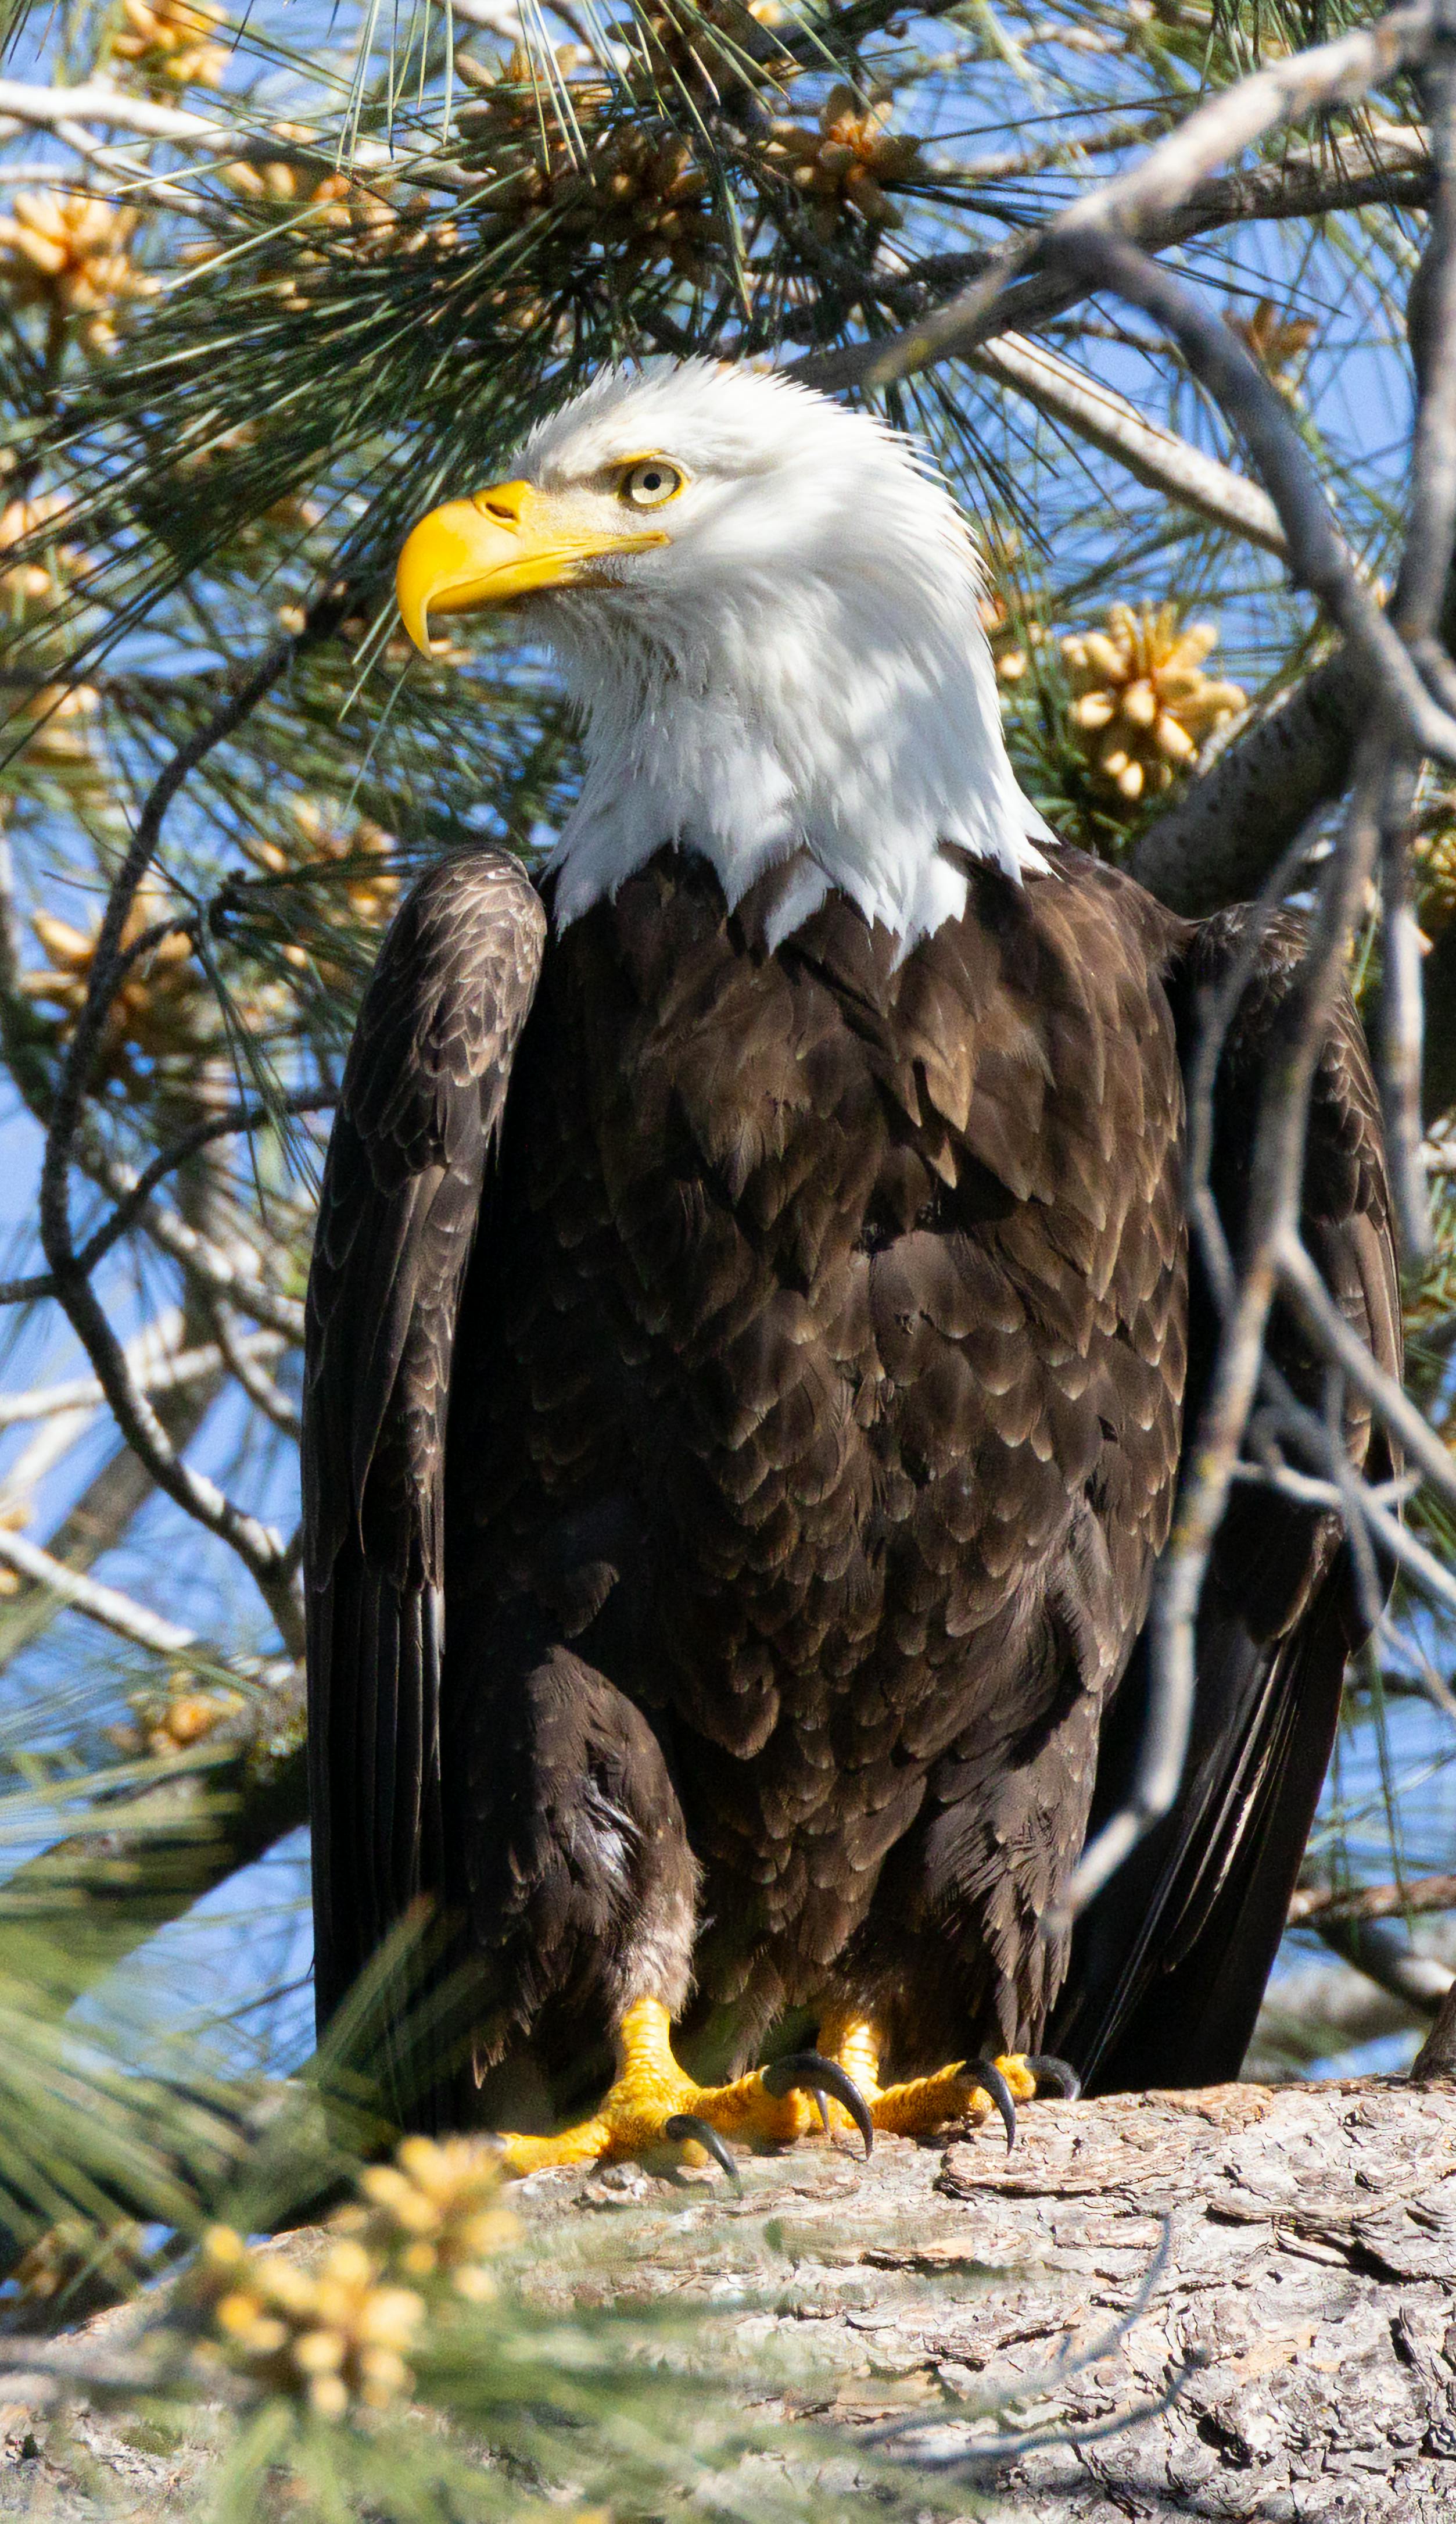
396;479;669;654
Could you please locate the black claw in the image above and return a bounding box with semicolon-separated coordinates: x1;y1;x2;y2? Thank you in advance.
763;2052;874;2158
664;2112;741;2186
966;2058;1017;2153
1023;2053;1081;2101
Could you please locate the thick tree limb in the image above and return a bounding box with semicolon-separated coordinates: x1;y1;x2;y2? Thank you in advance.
1414;1977;1456;2072
1312;1915;1455;2013
1131;652;1361;913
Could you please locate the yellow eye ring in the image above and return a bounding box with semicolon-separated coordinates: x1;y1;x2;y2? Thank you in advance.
621;458;684;510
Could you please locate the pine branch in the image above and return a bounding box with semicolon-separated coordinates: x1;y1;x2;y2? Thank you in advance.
0;1673;307;1979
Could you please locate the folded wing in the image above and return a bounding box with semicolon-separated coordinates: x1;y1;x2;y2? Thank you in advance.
303;850;546;2079
1054;908;1400;2089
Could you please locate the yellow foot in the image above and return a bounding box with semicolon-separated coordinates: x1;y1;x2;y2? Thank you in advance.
819;2015;1081;2150
495;1999;874;2178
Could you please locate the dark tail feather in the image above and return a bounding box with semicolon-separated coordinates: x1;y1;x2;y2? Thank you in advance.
1051;1561;1354;2094
308;1551;455;2121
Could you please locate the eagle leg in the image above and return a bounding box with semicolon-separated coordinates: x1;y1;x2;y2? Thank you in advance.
493;1997;826;2175
816;2011;1072;2146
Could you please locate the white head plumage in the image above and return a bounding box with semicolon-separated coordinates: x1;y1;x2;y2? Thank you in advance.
419;360;1053;951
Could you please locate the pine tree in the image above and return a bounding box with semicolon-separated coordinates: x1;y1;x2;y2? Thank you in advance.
0;0;1453;2504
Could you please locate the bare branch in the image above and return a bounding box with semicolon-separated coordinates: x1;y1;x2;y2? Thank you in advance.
33;592;347;1628
0;1093;333;1309
0;75;425;180
1290;1874;1456;1925
84;1154;306;1341
1233;1452;1456;1625
208;1303;300;1438
1063;746;1389;1920
1412;1977;1456;2074
0;1329;285;1430
1312;1914;1454;2016
1049;231;1456;769
0;1527;195;1655
1276;1231;1456;1508
796;2;1440;400
968;332;1288;557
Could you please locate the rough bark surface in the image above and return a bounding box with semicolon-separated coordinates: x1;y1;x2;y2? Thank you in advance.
2;2078;1454;2518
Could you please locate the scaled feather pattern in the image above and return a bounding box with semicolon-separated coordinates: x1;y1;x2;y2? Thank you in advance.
306;362;1397;2151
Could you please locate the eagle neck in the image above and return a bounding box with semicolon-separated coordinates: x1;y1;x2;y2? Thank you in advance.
540;570;1052;955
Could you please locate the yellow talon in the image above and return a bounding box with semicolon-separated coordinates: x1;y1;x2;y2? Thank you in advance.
815;2014;1042;2140
494;1997;814;2175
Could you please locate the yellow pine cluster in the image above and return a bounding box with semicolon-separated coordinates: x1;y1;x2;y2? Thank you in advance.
0;489;99;783
185;136;447;306
457;60;722;282
1414;824;1456;941
979;591;1047;688
144;1680;245;1757
762;82;924;236
9;682;107;782
625;0;790;106
188;2228;425;2421
1225;294;1316;394
1061;603;1246;805
221;131;396;247
340;2134;521;2299
113;0;231;88
15;2217;149;2311
23;880;209;1083
241;799;400;981
185;2135;517;2419
1;490;78;617
0;189;149;352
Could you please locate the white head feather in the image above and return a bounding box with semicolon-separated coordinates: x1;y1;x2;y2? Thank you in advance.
511;360;1052;953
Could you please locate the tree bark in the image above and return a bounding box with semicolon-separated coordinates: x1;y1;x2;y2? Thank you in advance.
6;2078;1455;2519
1130;650;1360;915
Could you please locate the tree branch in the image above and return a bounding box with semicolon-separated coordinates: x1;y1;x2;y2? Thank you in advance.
0;1527;196;1655
0;1680;307;1999
33;594;346;1641
0;1330;285;1430
1291;1874;1456;1924
794;4;1439;399
1312;1915;1454;2015
0;1093;332;1310
967;332;1288;555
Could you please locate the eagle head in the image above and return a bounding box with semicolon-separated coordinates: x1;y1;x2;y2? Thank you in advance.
397;360;1050;951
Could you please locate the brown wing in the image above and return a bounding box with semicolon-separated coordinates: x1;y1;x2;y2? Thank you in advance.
1053;908;1400;2090
303;849;546;2058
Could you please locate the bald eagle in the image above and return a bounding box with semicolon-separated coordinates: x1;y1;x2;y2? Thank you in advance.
305;361;1397;2168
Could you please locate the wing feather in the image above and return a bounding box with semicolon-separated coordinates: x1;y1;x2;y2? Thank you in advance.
304;850;546;2056
1055;908;1400;2089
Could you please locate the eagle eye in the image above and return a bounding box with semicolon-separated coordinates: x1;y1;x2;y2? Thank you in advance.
621;458;684;510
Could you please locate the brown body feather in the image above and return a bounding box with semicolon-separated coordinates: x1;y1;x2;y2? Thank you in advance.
304;840;1396;2120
